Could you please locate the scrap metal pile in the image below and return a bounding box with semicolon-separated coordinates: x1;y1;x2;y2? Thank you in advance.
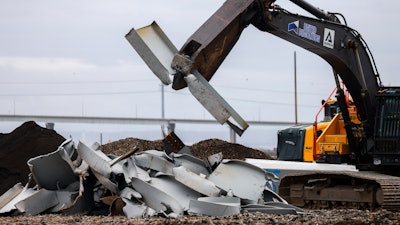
0;125;304;218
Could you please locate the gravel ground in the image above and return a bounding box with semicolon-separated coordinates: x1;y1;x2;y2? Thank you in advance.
1;209;400;225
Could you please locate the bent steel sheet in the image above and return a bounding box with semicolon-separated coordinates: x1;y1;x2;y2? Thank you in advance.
15;189;58;215
184;71;249;135
173;166;220;197
27;139;79;190
149;174;202;211
77;141;112;177
188;196;241;216
207;159;267;202
171;153;210;176
131;177;184;215
125;21;177;85
133;150;174;175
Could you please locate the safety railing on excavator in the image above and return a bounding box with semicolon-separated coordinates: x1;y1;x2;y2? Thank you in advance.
313;87;337;161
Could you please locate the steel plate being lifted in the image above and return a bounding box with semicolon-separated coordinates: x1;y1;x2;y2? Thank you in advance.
125;21;177;85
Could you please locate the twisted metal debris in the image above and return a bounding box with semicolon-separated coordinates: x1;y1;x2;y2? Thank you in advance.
0;135;304;218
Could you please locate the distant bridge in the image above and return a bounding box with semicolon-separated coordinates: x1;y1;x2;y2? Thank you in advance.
0;114;298;126
0;114;300;143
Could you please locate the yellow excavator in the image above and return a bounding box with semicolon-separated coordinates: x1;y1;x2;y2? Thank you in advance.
277;85;361;164
129;0;400;209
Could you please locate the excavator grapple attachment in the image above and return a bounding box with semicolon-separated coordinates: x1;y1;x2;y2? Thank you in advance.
126;22;249;135
171;0;259;90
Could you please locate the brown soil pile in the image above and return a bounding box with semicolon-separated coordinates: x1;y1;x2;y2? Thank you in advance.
190;138;271;160
0;121;65;195
99;137;271;160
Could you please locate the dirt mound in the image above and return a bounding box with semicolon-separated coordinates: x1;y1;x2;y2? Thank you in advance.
0;121;65;195
99;137;164;155
190;138;271;160
99;137;271;160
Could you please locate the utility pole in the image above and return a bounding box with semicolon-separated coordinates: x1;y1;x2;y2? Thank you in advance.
161;84;165;120
294;51;298;124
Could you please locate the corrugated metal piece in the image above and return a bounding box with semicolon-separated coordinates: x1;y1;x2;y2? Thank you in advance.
125;21;177;85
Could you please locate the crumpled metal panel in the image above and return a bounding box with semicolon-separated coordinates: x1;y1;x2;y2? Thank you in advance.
125;21;177;85
0;183;34;214
207;160;267;202
133;150;175;175
0;183;23;211
131;177;184;215
15;189;58;215
122;198;156;219
188;196;241;216
172;166;220;197
149;174;202;211
27;139;79;190
77;141;112;177
171;153;210;176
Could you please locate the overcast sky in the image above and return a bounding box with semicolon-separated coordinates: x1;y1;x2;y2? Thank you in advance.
1;0;399;143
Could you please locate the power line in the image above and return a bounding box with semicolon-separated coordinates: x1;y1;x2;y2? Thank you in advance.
0;90;159;97
164;90;317;108
213;84;328;96
0;79;156;85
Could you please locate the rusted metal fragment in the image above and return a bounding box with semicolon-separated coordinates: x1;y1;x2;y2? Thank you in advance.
131;177;184;215
184;71;249;135
207;160;267;202
125;21;177;85
150;174;202;211
188;196;241;216
172;166;220;197
15;189;58;215
163;131;192;155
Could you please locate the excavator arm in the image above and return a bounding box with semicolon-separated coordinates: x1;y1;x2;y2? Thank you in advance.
171;0;381;139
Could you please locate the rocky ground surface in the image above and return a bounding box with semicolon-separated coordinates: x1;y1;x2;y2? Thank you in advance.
1;209;400;224
1;121;400;224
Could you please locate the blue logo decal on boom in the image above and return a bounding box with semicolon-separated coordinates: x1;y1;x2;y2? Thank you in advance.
288;20;321;43
288;21;299;34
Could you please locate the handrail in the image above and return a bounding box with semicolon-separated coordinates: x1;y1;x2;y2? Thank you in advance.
313;86;337;160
